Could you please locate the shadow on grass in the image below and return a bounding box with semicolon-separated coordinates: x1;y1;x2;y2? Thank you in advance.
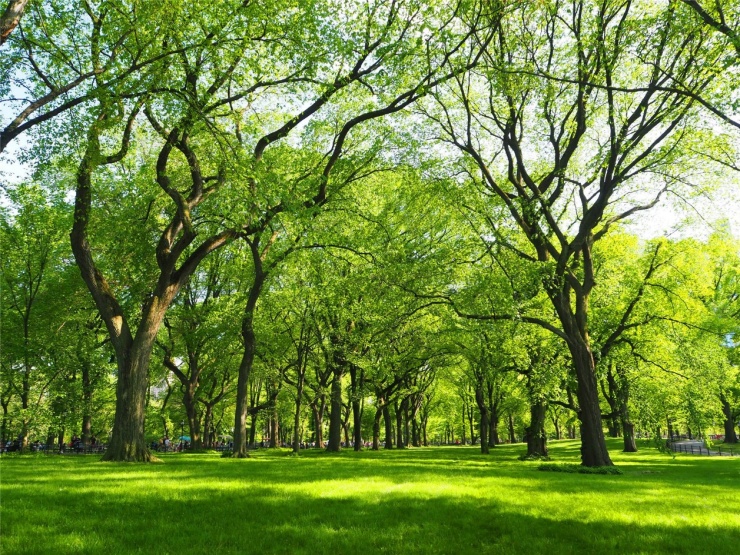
2;440;738;554
2;475;738;555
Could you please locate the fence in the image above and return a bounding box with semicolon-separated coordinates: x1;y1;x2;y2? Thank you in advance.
667;441;739;457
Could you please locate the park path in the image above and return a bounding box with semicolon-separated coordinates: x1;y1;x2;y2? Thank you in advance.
669;440;738;457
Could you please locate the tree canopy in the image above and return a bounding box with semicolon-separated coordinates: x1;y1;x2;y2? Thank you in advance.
1;0;739;465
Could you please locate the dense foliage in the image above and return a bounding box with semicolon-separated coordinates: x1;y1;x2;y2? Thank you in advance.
1;0;739;464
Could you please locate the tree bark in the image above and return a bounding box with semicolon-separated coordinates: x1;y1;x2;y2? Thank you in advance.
350;366;363;451
551;411;561;441
383;404;393;449
525;400;548;458
403;397;411;447
0;0;29;45
102;331;162;461
395;401;405;449
203;405;213;448
489;398;500;447
184;389;201;449
1;397;9;443
555;289;612;466
474;385;489;454
508;413;517;443
311;398;325;448
616;366;636;452
326;367;344;451
372;406;382;450
461;403;467;444
269;405;279;448
232;241;265;458
721;394;738;444
292;374;305;453
622;420;637;452
81;360;93;446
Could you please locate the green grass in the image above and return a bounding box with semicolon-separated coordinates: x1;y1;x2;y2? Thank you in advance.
1;439;738;554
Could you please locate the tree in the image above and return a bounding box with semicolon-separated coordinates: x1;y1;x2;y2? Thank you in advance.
0;183;70;450
679;1;740;56
424;0;725;466
227;0;496;458
0;1;199;154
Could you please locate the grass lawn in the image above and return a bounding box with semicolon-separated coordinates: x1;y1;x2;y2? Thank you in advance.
1;438;738;554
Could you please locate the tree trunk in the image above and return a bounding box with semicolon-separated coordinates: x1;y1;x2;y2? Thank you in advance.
81;360;93;446
372;406;382;450
622;420;637;452
327;368;343;451
567;335;612;466
525;400;548;458
248;412;258;447
551;412;561;441
233;340;255;456
1;399;10;443
721;395;738;444
461;403;467;444
292;379;305;454
102;336;160;462
342;407;350;448
232;242;266;458
72;115;236;462
489;403;500;446
616;367;636;452
350;366;363;451
312;400;325;448
395;401;405;449
203;405;213;448
57;428;65;452
467;406;477;445
383;404;393;449
548;262;613;466
184;389;202;450
403;398;411;447
352;400;362;450
508;413;516;443
269;406;279;448
474;386;489;454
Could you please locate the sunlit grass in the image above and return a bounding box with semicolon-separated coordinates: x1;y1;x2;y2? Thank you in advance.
1;439;738;554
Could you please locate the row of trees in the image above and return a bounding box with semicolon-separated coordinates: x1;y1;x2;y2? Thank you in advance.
3;178;738;459
1;0;739;465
